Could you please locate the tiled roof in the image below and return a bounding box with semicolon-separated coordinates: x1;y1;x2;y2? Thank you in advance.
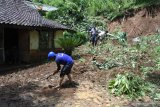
0;0;69;30
42;18;68;29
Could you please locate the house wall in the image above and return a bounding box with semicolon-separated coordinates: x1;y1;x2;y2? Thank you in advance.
48;32;53;49
0;26;68;64
29;30;55;62
19;29;65;63
18;29;30;62
54;30;64;48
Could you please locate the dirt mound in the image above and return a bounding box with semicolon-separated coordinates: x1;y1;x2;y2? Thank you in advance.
108;5;160;41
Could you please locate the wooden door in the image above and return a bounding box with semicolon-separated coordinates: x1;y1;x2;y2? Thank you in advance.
0;27;4;63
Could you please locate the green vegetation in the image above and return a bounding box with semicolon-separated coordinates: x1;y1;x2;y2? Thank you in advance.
76;32;160;100
56;31;86;55
33;0;160;32
108;72;151;99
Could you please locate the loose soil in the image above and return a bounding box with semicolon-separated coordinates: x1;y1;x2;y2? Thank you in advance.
108;6;160;41
0;54;159;107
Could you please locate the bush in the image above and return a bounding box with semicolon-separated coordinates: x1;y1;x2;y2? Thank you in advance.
56;31;86;55
108;72;150;99
92;59;119;70
63;31;87;45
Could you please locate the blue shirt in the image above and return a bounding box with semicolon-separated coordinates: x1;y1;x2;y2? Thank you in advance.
55;53;74;70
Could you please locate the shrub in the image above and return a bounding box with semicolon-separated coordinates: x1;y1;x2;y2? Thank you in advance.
92;59;119;70
108;72;150;99
56;31;86;55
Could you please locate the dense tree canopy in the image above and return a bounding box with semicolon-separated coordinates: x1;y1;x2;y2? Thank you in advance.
32;0;160;31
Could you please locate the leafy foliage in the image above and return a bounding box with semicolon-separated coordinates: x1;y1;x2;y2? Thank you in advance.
92;58;120;70
56;31;86;55
108;72;151;99
33;0;160;32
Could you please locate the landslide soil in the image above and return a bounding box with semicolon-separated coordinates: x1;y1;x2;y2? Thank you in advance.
108;6;160;41
0;53;158;107
0;60;121;107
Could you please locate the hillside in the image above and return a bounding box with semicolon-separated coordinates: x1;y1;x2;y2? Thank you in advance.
108;5;160;41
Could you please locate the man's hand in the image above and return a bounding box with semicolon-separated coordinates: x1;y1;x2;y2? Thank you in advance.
53;70;59;75
46;74;53;79
54;85;60;90
46;70;59;79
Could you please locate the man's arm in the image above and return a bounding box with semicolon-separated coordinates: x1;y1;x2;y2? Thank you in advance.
46;62;61;79
53;62;61;75
46;69;59;79
56;62;61;71
52;69;59;75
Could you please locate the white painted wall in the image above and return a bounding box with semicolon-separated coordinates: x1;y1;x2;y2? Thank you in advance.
54;30;64;48
30;30;39;50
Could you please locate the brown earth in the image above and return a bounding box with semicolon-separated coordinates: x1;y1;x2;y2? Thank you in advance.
108;6;160;41
0;53;159;107
0;60;124;107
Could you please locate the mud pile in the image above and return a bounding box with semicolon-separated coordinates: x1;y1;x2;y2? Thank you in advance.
108;6;160;41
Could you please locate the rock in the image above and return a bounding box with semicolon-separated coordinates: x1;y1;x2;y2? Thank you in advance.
105;104;111;107
132;37;140;43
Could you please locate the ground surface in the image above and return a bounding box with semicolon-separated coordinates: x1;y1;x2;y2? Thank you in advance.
0;61;117;107
0;53;159;107
108;6;160;41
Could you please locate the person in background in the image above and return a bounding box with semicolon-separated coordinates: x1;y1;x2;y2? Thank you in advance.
48;51;74;88
89;27;98;46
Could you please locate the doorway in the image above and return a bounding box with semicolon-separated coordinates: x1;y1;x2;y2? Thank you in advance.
4;28;19;64
0;27;4;64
